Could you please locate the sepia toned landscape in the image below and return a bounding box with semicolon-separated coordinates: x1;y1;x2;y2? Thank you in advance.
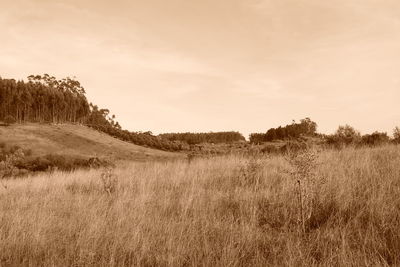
1;0;400;266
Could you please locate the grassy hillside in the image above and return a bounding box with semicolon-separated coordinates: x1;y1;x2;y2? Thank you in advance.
0;123;183;161
1;145;399;266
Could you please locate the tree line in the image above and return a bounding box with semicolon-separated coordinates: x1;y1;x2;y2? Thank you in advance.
249;118;318;144
159;132;245;145
2;75;399;152
249;117;400;148
85;104;186;151
324;125;399;148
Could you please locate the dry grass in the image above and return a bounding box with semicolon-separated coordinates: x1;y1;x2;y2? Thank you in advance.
0;123;183;161
1;145;400;266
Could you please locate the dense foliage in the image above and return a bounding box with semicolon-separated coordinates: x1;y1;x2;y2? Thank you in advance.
159;131;245;145
0;75;90;123
325;125;392;148
249;118;317;144
0;143;111;177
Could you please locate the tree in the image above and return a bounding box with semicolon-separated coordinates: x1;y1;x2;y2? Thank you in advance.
394;127;400;143
335;125;361;141
300;117;317;135
326;124;361;147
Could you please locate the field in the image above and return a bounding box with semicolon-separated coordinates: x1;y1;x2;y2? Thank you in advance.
1;145;400;266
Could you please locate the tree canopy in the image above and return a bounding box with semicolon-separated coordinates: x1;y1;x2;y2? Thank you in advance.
249;118;317;144
0;76;89;124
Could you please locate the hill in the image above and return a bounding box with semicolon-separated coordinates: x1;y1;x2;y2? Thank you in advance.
0;123;184;161
0;76;185;152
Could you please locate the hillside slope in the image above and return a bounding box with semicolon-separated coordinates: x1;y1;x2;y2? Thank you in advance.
0;123;184;161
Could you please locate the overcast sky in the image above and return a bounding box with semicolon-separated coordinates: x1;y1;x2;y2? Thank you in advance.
1;0;400;138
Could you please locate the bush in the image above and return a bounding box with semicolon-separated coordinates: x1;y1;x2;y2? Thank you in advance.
15;154;112;173
0;149;25;178
361;132;389;146
0;145;23;161
394;127;400;144
326;125;361;148
18;157;52;172
260;144;280;154
1;142;112;176
4;115;16;125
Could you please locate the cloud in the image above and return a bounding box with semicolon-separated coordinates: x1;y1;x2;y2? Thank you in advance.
0;0;399;136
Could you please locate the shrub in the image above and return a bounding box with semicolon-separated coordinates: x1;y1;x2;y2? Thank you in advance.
19;157;52;172
237;157;263;188
394;127;400;144
286;148;320;234
87;157;107;168
361;131;389;146
15;154;112;173
100;168;117;196
260;144;279;154
326;125;361;148
3;115;16;125
0;149;25;181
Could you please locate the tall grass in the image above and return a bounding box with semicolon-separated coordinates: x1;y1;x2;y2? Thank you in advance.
1;145;400;266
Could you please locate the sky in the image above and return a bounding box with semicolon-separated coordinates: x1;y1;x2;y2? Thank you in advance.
1;0;400;138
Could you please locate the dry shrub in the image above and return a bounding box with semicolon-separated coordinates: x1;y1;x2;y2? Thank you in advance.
286;148;322;234
236;157;264;188
0;149;25;188
100;168;117;196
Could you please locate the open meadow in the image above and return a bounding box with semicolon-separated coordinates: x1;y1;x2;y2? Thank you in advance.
3;0;400;265
1;144;400;266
